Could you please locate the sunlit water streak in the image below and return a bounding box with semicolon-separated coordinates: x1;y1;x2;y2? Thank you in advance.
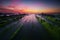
0;14;51;40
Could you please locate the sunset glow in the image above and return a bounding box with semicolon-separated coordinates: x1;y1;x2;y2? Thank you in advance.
0;0;60;14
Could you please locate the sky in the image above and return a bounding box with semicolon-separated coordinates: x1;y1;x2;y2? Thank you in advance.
0;0;60;14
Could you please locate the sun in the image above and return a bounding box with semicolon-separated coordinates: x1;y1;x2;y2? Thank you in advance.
20;7;40;13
